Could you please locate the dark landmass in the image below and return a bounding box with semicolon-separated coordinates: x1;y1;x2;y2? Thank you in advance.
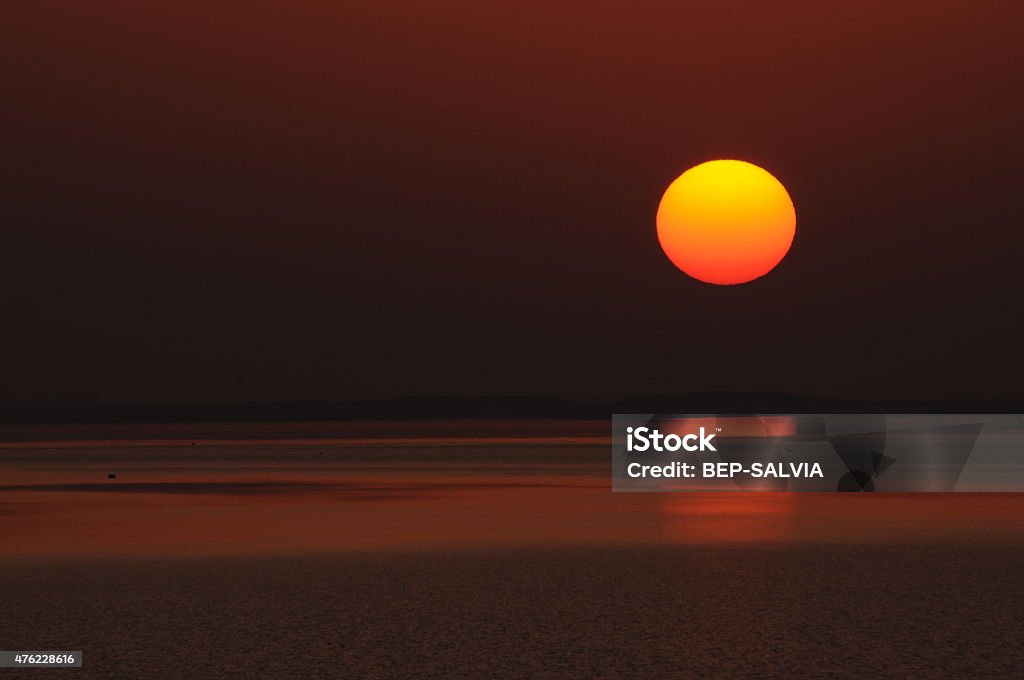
1;392;1022;426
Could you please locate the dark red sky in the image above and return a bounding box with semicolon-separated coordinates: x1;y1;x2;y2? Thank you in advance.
3;0;1023;404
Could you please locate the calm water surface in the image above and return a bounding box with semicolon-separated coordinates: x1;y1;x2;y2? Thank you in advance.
3;420;1023;558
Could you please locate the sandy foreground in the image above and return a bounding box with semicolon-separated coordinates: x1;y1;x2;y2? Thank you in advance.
2;544;1023;678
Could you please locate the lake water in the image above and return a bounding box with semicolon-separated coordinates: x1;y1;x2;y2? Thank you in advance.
3;419;1024;558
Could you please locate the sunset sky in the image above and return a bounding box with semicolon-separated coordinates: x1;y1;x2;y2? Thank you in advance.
3;1;1023;404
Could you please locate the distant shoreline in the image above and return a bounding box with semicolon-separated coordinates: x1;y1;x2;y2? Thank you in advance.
2;392;1022;426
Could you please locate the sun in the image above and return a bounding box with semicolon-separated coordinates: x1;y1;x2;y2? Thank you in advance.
656;160;796;285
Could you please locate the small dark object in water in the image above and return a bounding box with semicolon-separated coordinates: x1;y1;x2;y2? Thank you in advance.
191;442;197;446
107;473;117;479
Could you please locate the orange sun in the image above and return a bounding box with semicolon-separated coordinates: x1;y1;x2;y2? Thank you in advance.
656;160;796;285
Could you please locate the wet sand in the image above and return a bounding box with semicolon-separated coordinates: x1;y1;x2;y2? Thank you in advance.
2;545;1024;678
